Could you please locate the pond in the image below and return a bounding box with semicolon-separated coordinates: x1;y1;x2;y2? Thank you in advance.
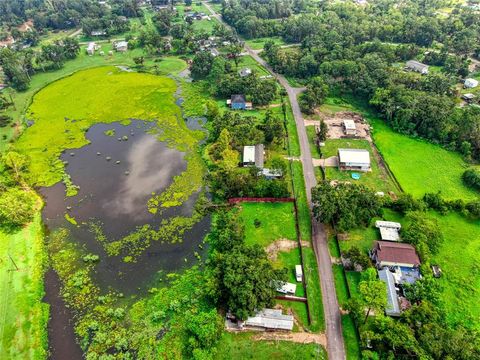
41;120;209;359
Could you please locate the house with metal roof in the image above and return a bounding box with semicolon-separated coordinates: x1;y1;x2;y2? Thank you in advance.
406;60;429;74
115;41;128;52
276;282;297;295
239;67;252;77
371;241;421;268
242;144;264;168
378;269;401;317
338;148;371;171
243;309;294;331
375;221;402;242
465;78;479;89
343;119;357;136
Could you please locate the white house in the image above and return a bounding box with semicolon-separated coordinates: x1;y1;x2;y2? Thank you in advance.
242;144;264;168
243;309;294;331
375;221;402;242
406;60;429;75
86;42;96;55
464;78;479;89
338;148;371;171
115;41;128;52
343;119;357;136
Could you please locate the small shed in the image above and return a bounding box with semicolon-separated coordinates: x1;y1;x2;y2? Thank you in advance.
343;119;357;136
295;265;303;282
242;144;264;168
462;93;476;102
406;60;429;74
91;30;107;37
378;269;401;317
86;42;96;55
210;48;219;57
261;168;282;179
338;148;371;171
239;67;252;77
276;282;296;295
375;221;401;242
231;94;247;110
464;78;479;89
115;41;128;52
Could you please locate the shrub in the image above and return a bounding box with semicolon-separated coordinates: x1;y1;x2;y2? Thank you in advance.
463;168;480;191
0;188;37;227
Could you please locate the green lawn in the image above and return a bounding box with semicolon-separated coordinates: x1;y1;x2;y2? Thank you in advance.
215;332;327;360
244;36;286;51
237;55;270;76
275;248;305;298
322;138;398;193
371;118;479;200
345;271;361;299
0;212;48;359
303;247;325;332
333;265;349;308
430;211;480;330
277;299;309;329
328;233;340;258
291;162;311;242
342;315;361;360
239;202;297;247
306;126;321;158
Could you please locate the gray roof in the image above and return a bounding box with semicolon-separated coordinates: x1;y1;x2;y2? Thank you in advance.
255;144;264;168
244;309;294;330
406;60;428;72
231;94;246;104
378;269;401;316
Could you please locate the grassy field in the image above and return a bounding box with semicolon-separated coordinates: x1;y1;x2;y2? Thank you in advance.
244;36;286;50
430;211;480;330
342;315;361;360
1;45;187;151
333;265;349;308
0;212;48;359
14;66;201;188
306;126;321;158
291;162;311;241
322;138;397;193
275;248;305;298
303;247;325;332
216;332;327;359
237;55;270;76
371;118;479;200
239;202;297;247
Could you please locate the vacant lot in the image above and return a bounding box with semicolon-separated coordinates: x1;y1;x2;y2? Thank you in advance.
239;202;297;247
245;36;286;50
371;118;479;200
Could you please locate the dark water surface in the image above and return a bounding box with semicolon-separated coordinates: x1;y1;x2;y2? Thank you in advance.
41;120;209;359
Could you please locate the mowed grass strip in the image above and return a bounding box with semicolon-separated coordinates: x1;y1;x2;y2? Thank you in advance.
371;118;479;200
239;202;297;247
333;265;349;308
0;213;48;359
342;314;361;360
215;332;327;360
303;247;325;332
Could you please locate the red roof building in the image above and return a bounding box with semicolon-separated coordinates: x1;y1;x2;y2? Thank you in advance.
371;241;420;268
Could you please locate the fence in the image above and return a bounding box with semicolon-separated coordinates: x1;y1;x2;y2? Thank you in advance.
228;197;294;204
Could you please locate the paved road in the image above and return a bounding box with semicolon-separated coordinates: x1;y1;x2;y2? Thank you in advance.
203;3;346;359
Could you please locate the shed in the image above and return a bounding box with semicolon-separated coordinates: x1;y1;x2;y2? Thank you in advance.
261;168;282;179
115;41;128;52
276;282;296;295
86;42;96;55
378;269;401;317
231;94;247;110
210;48;219;57
464;78;479;89
338;148;371;171
91;30;107;37
462;93;476;102
243;144;264;168
371;241;421;268
406;60;429;74
343;119;357;136
375;221;401;242
295;265;303;282
239;67;252;77
244;309;294;331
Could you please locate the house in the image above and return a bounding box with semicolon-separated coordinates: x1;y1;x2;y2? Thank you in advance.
243;309;294;331
464;78;479;89
378;269;401;317
343;119;357;136
243;144;264;168
261;168;282;179
239;67;252;77
229;94;252;110
86;42;96;55
338;148;371;171
462;93;476;102
371;241;421;268
375;221;401;242
91;30;107;37
295;265;303;282
115;41;128;52
406;60;429;74
276;282;296;295
210;48;220;57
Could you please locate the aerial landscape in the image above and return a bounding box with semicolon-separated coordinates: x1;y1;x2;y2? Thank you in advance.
0;0;479;359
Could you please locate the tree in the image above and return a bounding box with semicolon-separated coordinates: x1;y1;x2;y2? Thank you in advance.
262;110;284;143
0;188;37;227
299;76;328;114
133;56;145;67
343;246;371;271
191;52;215;79
3;151;29;183
317;119;328;142
40;43;66;69
185;309;223;356
402;211;443;260
358;268;387;324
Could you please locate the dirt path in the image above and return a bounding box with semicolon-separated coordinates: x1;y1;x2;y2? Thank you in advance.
265;239;297;261
254;331;327;347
